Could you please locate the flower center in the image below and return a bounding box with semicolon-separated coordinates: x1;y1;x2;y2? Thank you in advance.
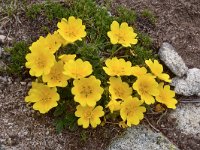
84;110;92;119
36;57;46;68
139;83;149;95
114;87;125;98
81;86;93;98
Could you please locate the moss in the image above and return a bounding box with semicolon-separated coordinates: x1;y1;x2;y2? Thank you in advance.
6;41;29;76
141;9;156;24
115;5;137;24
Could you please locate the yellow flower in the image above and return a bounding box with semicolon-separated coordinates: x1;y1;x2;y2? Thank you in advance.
108;77;132;100
25;48;55;77
106;99;122;113
103;57;133;76
120;97;146;126
57;16;86;43
25;82;60;114
71;76;104;107
145;59;171;82
53;31;70;46
133;74;159;104
132;65;147;77
29;33;61;54
118;121;129;128
42;61;70;87
156;83;177;109
75;105;104;128
107;21;138;47
63;59;93;79
58;54;76;64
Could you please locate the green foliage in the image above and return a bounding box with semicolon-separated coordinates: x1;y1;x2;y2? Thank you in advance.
116;6;136;24
129;45;155;65
137;33;153;48
26;3;43;19
13;0;158;132
26;1;69;20
141;9;156;24
6;41;29;76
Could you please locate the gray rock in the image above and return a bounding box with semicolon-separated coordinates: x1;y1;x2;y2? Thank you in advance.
170;103;200;135
0;35;12;43
186;68;200;93
108;125;179;150
158;42;188;77
172;78;193;96
171;68;200;96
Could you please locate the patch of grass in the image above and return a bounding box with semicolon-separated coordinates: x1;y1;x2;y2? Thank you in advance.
0;0;27;18
138;33;153;48
5;41;29;76
141;9;156;24
26;3;43;19
115;5;137;24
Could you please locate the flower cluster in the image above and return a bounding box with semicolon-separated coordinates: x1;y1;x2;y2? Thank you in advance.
25;17;177;129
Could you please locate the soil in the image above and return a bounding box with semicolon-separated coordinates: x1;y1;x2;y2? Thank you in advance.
109;0;200;68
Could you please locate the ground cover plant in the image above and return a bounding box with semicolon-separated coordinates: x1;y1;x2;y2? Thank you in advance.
20;0;178;132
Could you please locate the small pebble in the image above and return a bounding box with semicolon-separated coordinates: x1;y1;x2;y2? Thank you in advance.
20;82;26;86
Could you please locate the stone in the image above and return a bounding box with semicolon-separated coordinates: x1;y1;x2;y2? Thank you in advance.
20;82;26;86
172;78;193;96
186;68;200;93
158;42;188;77
171;68;200;96
170;103;200;135
108;125;179;150
0;35;12;44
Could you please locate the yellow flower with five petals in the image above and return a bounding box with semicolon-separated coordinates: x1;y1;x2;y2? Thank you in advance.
25;82;60;114
107;21;138;47
57;16;86;43
71;76;104;107
75;105;104;128
156;83;177;109
42;61;70;87
103;57;133;76
63;59;93;79
25;48;55;77
29;33;61;54
108;77;132;100
120;97;146;126
133;74;159;104
145;59;171;82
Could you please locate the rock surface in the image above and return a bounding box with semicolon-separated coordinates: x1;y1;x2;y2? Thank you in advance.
170;103;200;135
171;68;200;96
158;42;188;77
108;125;179;150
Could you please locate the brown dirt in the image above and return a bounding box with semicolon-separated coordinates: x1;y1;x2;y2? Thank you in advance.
110;0;200;68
